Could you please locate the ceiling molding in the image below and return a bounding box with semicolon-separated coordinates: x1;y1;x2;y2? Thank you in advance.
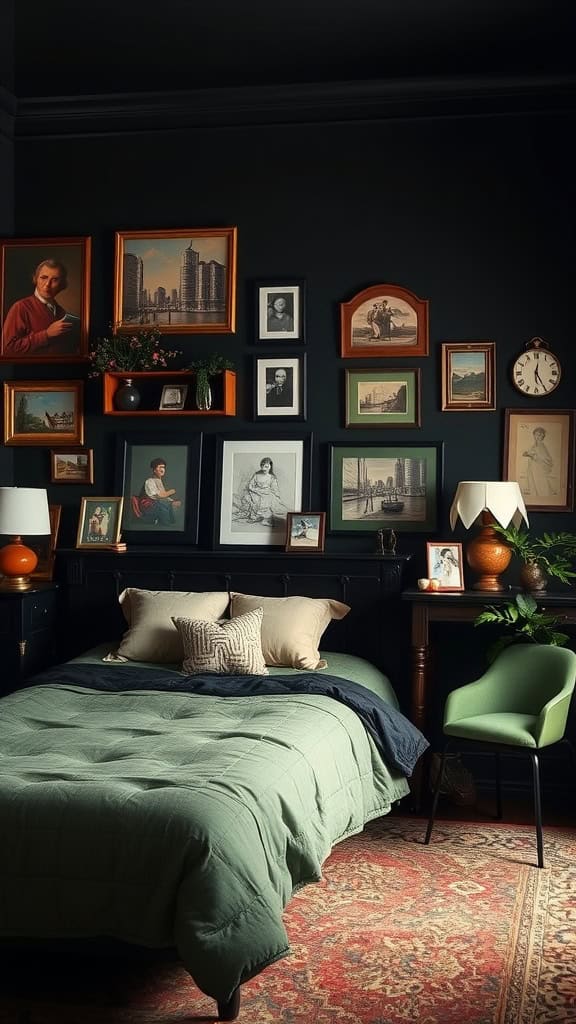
0;87;16;143
15;75;576;139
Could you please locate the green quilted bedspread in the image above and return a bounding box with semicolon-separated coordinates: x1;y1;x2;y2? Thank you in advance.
0;680;409;1002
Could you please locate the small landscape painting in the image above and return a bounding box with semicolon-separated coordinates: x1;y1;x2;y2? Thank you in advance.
441;342;495;411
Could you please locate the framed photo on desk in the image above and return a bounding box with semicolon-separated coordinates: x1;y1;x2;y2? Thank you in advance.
426;541;464;591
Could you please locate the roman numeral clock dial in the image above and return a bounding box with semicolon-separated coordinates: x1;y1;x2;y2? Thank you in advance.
512;337;561;397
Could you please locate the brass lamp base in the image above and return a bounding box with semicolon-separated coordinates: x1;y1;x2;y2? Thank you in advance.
466;513;512;591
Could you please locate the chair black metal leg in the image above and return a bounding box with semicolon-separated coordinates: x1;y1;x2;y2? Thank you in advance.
217;987;241;1020
495;750;503;820
529;751;544;869
425;748;448;844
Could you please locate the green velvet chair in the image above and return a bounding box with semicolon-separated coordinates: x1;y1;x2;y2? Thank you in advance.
424;644;576;868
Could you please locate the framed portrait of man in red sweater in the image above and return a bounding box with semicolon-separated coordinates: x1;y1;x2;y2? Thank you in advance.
0;236;91;362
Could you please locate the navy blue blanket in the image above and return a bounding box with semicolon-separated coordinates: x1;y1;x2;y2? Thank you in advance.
26;664;429;778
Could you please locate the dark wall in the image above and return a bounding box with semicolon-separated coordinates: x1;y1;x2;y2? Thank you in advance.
0;0;15;483
9;106;576;575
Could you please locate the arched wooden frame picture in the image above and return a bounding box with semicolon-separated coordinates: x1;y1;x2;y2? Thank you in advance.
340;283;429;358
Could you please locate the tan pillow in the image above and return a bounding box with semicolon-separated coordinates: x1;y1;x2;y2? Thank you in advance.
229;592;350;669
172;608;268;676
117;588;230;663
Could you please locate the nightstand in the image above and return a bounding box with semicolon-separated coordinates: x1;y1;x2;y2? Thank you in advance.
0;583;59;694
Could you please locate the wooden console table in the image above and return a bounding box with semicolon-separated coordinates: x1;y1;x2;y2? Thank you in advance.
401;588;576;737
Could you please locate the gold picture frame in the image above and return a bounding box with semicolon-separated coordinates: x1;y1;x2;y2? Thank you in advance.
3;381;84;446
76;497;124;549
50;447;94;484
441;342;496;411
113;227;237;334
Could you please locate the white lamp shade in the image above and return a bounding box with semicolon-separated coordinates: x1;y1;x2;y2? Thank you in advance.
449;481;529;531
0;487;51;536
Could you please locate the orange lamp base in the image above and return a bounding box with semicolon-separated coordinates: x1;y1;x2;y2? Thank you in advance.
466;514;512;592
0;536;39;590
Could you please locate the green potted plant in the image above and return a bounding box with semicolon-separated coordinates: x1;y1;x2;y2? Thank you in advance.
475;592;570;662
188;355;235;410
491;523;576;591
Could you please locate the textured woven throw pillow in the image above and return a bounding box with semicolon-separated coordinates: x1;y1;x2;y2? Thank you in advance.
172;607;268;675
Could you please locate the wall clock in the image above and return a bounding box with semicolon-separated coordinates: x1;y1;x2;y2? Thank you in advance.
511;337;561;397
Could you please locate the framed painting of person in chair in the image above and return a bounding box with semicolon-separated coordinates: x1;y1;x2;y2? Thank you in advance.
115;435;203;544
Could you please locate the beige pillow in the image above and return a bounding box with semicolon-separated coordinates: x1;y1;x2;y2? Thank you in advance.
172;607;268;676
229;592;350;669
116;588;230;663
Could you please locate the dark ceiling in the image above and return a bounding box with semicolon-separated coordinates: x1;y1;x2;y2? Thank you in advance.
14;0;576;98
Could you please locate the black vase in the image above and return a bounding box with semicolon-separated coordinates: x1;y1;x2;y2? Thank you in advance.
114;378;141;411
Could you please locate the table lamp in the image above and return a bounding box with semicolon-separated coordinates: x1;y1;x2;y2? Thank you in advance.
0;487;51;590
449;481;529;591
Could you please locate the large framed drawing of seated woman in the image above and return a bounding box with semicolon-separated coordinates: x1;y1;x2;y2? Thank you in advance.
215;434;312;548
503;409;575;513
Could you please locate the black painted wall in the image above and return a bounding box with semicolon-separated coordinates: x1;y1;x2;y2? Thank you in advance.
5;102;576;581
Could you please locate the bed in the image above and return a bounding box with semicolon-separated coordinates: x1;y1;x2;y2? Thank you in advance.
0;588;427;1020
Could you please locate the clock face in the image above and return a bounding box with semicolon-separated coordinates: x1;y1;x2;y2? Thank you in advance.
512;349;561;396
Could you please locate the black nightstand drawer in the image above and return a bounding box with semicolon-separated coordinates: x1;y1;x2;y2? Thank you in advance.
0;584;59;693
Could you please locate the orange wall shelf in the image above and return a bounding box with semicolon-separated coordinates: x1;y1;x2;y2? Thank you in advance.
102;370;236;416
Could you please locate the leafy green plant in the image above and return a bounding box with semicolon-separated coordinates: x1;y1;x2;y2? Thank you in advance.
188;355;235;409
492;523;576;585
475;592;569;662
89;327;182;377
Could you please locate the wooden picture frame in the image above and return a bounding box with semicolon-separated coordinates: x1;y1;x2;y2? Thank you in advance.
50;447;94;484
503;408;575;512
76;497;124;549
254;355;306;421
115;434;203;545
285;512;326;553
256;281;305;342
0;236;91;363
113;227;237;334
3;381;84;446
340;283;429;358
329;443;442;533
441;342;496;411
426;541;465;591
214;434;312;548
345;368;421;427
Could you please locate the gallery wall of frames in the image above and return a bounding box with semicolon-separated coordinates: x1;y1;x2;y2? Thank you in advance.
1;98;575;590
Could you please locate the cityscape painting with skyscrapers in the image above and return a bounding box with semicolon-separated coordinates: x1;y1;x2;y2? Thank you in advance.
113;228;237;333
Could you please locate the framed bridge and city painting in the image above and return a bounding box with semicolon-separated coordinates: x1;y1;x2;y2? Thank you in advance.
113;228;237;334
328;444;442;533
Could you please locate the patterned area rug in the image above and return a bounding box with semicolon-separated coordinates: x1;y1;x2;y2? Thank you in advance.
1;816;575;1024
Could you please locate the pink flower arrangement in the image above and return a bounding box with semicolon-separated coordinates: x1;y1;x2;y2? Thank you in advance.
88;327;182;377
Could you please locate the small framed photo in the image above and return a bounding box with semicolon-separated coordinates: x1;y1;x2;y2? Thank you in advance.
254;355;306;420
3;380;84;446
426;541;465;591
256;281;305;342
285;512;326;553
503;408;575;512
113;227;237;333
340;283;429;358
50;447;94;484
441;342;496;411
345;368;420;427
0;236;91;363
76;497;124;549
159;384;189;411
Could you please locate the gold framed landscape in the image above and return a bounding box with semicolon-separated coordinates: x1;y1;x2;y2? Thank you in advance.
3;381;84;446
113;227;237;334
51;447;94;483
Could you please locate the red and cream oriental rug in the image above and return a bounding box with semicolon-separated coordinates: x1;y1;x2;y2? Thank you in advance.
1;817;575;1024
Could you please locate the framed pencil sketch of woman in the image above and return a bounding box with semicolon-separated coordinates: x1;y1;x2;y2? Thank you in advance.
215;435;312;547
503;409;575;512
0;237;91;362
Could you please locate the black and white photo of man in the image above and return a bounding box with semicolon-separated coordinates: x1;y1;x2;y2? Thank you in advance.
265;366;294;408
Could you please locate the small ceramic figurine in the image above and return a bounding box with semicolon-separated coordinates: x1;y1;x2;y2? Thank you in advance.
376;528;397;555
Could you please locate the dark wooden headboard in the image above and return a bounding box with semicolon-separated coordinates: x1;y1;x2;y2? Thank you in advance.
55;547;412;696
